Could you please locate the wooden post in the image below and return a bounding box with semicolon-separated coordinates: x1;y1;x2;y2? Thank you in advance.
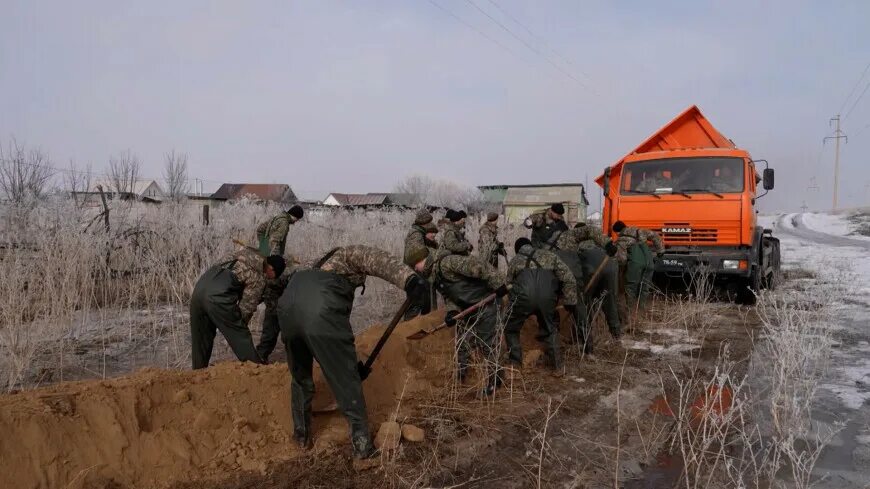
96;185;110;232
202;204;210;226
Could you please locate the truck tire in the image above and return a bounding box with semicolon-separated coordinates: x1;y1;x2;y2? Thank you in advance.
762;238;781;290
736;268;760;305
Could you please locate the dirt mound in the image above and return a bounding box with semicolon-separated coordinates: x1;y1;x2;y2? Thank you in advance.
0;312;458;489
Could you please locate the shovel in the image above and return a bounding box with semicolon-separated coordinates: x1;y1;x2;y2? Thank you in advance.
357;297;413;381
406;288;507;341
582;255;611;295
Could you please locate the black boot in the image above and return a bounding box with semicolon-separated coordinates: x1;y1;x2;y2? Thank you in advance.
351;432;376;460
293;428;312;449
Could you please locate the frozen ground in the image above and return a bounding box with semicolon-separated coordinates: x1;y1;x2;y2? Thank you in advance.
762;211;870;487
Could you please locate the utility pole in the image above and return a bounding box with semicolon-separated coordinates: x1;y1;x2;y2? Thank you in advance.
824;115;847;211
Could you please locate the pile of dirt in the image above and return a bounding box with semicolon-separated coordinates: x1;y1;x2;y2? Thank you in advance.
0;312;460;489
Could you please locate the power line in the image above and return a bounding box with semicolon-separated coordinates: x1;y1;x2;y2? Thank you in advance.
844;77;870;120
463;0;588;89
484;0;592;82
839;61;870;115
424;0;521;59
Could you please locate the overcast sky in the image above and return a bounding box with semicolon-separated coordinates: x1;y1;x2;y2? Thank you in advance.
2;1;869;211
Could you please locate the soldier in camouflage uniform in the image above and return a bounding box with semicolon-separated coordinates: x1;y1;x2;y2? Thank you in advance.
439;209;473;255
256;205;304;256
613;220;665;310
421;247;509;397
554;222;616;253
505;238;577;370
277;245;427;459
254;205;304;362
525;203;569;250
190;248;286;369
403;209;439;320
478;212;504;268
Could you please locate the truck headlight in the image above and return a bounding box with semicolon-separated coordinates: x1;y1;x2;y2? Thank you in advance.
722;260;747;270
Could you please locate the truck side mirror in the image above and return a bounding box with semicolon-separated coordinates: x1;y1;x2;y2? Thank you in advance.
602;166;611;197
762;168;774;190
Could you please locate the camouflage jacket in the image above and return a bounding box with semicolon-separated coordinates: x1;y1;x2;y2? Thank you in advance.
525;210;568;249
554;225;610;252
478;222;500;258
403;224;427;267
615;226;665;263
439;222;472;255
226;247;267;326
507;244;577;305
431;250;506;311
256;213;296;256
320;245;414;290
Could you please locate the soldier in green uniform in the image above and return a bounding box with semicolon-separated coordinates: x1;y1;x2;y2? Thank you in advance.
505;238;577;370
613;220;665;309
254;205;304;362
574;246;622;354
256;205;304;256
421;247;508;396
554;221;614;253
478;212;504;268
525;203;569;250
403;209;439;320
277;245;427;458
190;248;286;369
439;209;473;255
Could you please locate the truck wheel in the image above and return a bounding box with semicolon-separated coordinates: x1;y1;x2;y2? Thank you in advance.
736;267;761;305
763;240;782;290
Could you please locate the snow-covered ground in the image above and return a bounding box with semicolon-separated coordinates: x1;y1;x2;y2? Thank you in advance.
762;211;870;487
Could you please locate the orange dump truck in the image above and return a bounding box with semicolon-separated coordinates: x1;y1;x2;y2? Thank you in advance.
595;105;780;300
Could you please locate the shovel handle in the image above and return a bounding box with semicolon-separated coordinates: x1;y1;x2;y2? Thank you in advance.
582;256;611;295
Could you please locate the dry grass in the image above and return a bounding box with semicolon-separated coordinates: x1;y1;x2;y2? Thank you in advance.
1;199;500;390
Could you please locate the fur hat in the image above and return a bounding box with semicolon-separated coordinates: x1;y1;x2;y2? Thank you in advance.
550;203;565;215
486;212;498;222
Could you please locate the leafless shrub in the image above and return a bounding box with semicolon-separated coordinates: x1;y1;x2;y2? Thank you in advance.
0;138;54;205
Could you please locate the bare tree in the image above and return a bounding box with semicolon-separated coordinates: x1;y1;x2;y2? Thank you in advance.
163;150;189;202
393;174;432;206
394;173;486;210
108;150;141;197
64;160;92;207
0;138;55;205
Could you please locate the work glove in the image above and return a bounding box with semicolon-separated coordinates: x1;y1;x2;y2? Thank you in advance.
495;285;509;299
444;311;458;327
605;241;618;257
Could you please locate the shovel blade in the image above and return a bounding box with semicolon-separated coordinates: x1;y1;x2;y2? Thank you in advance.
357;361;371;381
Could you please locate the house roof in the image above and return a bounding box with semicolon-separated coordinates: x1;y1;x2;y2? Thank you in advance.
89;179;164;197
212;183;297;203
385;193;419;207
326;193;389;206
503;185;587;206
478;183;585;190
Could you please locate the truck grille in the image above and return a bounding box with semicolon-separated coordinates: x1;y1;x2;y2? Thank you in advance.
659;222;719;244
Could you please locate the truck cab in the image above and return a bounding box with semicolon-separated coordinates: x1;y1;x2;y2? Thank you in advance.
595;106;780;302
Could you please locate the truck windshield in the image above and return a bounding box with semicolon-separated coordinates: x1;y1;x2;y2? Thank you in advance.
620;157;744;195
